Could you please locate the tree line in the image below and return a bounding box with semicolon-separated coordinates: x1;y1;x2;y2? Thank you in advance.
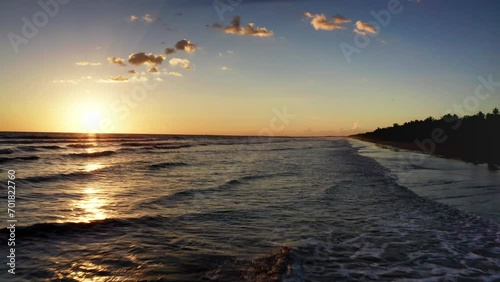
352;108;500;165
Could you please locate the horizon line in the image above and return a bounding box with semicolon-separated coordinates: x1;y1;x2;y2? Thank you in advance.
0;130;350;138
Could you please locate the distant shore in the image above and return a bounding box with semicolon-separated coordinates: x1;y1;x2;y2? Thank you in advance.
350;109;500;169
350;136;499;170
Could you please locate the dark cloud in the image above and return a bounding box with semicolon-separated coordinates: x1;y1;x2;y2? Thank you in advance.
128;52;165;66
175;39;198;53
165;48;176;55
208;22;223;28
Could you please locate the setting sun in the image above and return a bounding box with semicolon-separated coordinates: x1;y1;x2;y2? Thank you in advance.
80;110;102;132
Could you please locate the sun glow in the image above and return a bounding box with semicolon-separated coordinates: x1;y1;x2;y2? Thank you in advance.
80;110;102;133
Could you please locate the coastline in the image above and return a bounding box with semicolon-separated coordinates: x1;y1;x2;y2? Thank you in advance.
349;136;499;170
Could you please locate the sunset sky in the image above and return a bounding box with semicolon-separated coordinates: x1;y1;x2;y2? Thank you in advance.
0;0;498;135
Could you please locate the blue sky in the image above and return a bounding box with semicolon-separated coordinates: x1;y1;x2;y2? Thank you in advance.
0;0;499;135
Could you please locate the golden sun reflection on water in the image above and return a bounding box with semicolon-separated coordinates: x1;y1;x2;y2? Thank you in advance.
54;261;110;282
84;163;103;172
74;187;108;223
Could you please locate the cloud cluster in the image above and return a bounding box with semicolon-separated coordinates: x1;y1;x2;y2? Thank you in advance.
169;58;192;69
354;21;377;35
223;16;273;37
304;12;378;36
76;61;101;66
128;52;165;66
107;57;127;66
304;12;351;31
175;39;198;53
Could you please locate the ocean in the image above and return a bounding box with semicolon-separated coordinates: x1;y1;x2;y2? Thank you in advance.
0;132;499;281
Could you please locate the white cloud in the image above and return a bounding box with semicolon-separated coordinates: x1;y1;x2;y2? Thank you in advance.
129;14;158;23
52;79;78;84
169;58;192;69
168;72;182;77
354;21;377;35
129;15;138;22
162;70;183;77
142;13;155;23
76;61;101;66
304;12;350;31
